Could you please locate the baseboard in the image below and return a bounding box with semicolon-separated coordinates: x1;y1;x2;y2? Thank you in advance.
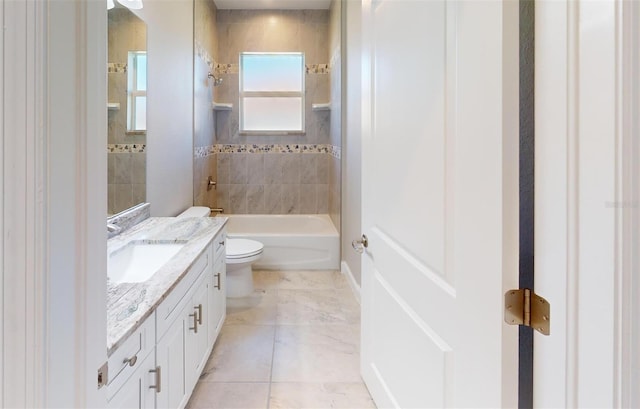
341;260;361;304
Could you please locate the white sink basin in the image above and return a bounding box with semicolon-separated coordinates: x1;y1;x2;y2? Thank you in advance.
108;242;184;284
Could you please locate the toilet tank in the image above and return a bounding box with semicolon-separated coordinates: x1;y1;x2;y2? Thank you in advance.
177;206;211;218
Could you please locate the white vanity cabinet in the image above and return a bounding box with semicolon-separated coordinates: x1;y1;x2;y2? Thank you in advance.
107;351;158;409
108;228;227;409
106;313;157;409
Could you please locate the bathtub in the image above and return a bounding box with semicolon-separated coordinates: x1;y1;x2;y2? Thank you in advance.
220;214;340;270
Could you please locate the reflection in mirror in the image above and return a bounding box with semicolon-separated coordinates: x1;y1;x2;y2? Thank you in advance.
108;6;147;215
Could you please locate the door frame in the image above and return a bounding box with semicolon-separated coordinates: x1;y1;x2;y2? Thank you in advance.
1;0;107;407
534;0;631;406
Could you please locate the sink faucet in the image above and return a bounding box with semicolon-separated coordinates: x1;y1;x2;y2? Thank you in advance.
107;223;121;233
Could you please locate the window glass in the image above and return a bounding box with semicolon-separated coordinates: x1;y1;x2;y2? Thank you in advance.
243;97;303;131
240;52;305;133
127;51;147;132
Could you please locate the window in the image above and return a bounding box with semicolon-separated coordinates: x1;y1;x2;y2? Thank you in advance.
239;52;305;133
127;51;147;132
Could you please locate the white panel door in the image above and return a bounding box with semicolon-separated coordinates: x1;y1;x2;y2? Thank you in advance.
360;0;520;407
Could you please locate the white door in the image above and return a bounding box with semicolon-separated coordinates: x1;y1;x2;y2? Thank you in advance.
534;1;623;407
359;0;520;407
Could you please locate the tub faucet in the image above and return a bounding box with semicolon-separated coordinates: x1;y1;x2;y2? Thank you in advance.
209;208;224;214
107;223;121;233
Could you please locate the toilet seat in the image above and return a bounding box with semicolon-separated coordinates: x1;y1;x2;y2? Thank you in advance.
226;238;264;261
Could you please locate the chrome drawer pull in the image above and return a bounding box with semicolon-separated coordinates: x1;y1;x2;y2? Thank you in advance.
189;312;198;333
149;366;161;393
195;304;203;325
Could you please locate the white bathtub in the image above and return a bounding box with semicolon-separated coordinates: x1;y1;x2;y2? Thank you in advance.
220;214;340;270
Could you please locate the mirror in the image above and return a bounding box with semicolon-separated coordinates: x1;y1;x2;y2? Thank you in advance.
108;6;147;215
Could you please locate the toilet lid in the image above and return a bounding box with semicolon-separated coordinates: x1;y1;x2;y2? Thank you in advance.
226;238;264;259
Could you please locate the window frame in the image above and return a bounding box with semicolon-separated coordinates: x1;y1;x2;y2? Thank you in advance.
127;50;147;134
239;52;306;135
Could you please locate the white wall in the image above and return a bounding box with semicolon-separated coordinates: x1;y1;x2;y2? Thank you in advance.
137;0;194;216
341;0;362;285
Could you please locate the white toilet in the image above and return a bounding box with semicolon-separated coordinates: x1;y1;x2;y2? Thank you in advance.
225;238;263;297
177;206;264;298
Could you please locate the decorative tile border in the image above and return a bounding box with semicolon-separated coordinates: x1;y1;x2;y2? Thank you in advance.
215;63;238;75
328;144;341;159
108;63;127;73
306;64;330;74
212;63;331;76
108;144;146;153
195;144;340;159
195;41;215;70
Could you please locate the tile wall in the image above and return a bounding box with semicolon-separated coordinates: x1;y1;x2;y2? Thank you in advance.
193;0;219;210
193;6;342;219
107;145;146;215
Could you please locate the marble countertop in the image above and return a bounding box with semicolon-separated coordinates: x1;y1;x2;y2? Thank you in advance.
107;216;227;355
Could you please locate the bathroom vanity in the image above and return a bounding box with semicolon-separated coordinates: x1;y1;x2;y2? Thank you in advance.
106;215;227;409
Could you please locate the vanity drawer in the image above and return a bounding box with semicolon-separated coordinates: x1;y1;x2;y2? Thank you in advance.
107;311;156;399
156;249;210;340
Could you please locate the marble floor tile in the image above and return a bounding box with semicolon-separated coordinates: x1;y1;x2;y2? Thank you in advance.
186;382;269;409
276;289;348;325
200;325;275;382
225;289;278;325
337;289;361;324
269;382;376;409
189;270;373;408
331;270;350;289
253;270;338;291
272;324;362;383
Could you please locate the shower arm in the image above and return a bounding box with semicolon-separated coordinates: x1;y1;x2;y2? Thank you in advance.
207;72;223;87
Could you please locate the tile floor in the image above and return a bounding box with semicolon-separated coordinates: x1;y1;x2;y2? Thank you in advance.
186;270;376;409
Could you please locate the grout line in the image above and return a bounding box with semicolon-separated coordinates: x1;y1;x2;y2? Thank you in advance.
266;289;279;409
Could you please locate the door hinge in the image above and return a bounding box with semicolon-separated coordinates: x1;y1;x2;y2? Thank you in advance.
504;288;550;336
97;362;108;389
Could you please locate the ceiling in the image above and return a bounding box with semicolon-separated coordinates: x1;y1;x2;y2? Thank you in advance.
213;0;331;10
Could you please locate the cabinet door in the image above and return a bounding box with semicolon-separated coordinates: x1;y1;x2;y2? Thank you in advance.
185;276;210;392
213;255;226;335
108;352;156;409
156;313;187;409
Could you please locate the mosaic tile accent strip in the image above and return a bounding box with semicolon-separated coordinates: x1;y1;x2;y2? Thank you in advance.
108;63;127;74
214;63;331;75
306;64;330;74
108;144;146;153
328;144;341;159
195;41;215;70
194;144;341;159
215;63;238;75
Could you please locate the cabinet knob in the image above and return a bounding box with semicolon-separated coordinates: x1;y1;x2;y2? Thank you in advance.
123;354;137;367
